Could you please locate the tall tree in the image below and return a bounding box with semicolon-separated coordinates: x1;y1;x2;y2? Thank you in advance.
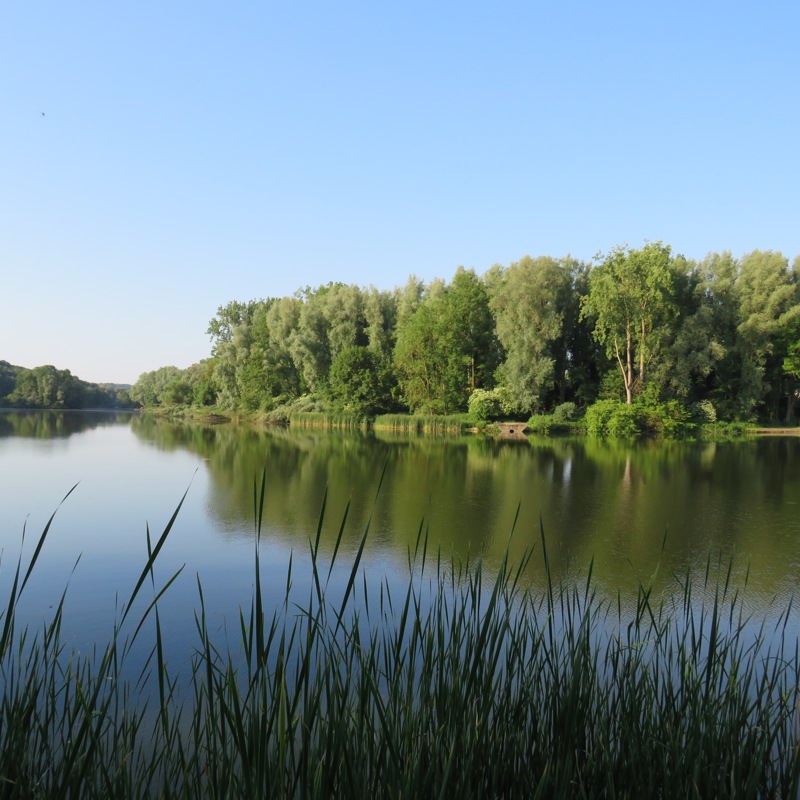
581;243;675;404
734;250;800;418
394;298;449;413
784;338;800;422
394;270;496;413
489;256;573;414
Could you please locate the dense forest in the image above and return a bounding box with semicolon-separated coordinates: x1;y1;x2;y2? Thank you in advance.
0;361;134;409
132;244;800;427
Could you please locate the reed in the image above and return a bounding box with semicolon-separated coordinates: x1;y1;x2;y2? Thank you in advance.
373;413;470;434
1;482;798;798
288;411;369;430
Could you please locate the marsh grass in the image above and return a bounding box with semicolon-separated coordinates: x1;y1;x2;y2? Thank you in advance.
289;412;368;430
373;414;470;435
1;478;799;798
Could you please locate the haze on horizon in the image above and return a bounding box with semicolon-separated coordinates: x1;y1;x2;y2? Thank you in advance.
1;1;798;385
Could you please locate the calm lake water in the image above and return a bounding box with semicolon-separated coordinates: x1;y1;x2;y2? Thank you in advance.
2;410;800;666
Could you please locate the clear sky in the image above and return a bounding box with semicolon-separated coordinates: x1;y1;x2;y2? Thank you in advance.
1;1;798;384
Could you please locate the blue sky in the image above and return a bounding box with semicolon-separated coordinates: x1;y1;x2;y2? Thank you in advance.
2;1;798;384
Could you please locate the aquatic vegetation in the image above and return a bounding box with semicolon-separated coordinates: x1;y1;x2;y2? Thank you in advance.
373;413;471;435
0;480;798;797
289;411;369;429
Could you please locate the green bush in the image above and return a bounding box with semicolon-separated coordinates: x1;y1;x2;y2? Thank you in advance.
690;400;717;424
552;402;578;424
265;394;327;423
700;420;755;440
606;403;641;439
585;399;623;436
637;400;694;439
467;389;503;421
527;414;554;434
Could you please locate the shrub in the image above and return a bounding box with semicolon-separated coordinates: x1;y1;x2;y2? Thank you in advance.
585;399;624;436
527;414;554;434
690;400;717;425
552;402;577;424
468;389;503;422
606;403;641;439
637;400;694;439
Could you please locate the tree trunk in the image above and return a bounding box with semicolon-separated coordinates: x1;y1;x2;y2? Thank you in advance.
786;388;797;423
640;317;646;388
626;324;633;404
614;337;633;405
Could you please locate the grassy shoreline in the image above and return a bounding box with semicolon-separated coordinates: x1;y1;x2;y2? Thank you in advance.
1;482;799;797
132;406;781;444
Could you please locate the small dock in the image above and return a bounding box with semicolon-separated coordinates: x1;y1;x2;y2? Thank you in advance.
495;423;529;440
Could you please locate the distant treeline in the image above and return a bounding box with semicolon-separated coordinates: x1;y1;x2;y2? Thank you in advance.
132;245;800;423
0;361;135;410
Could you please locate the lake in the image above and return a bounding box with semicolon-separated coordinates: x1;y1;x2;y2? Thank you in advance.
2;410;800;669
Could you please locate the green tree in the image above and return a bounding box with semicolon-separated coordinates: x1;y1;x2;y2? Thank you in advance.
328;346;394;416
364;287;398;359
582;243;675;404
489;256;573;414
8;365;83;408
131;366;182;407
394;299;449;413
394;270;496;414
734;250;800;419
783;339;800;422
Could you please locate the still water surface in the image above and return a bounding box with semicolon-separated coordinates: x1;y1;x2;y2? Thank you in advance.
2;410;799;664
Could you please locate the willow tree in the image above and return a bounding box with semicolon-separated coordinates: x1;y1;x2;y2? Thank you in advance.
582;243;675;404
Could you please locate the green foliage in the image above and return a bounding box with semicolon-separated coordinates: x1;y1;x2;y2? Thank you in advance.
699;420;755;439
394;269;498;414
638;400;694;438
289;411;368;429
132;243;800;424
582;242;676;403
605;403;641;438
552;401;577;423
586;398;695;439
489;256;572;414
0;362;133;409
784;340;800;379
0;360;19;401
584;399;623;436
467;388;503;421
690;399;717;424
373;413;470;434
328;346;394;416
526;413;554;434
265;394;326;423
527;406;584;435
733;251;800;418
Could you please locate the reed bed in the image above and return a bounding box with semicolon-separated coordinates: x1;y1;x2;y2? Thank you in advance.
288;412;368;430
1;479;799;798
373;413;470;435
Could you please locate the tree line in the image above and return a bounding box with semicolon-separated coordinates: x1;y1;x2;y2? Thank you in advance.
132;244;800;423
0;361;135;410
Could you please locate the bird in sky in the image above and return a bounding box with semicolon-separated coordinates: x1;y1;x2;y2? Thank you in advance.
41;112;45;116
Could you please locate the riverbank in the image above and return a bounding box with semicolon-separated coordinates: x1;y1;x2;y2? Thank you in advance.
135;405;789;443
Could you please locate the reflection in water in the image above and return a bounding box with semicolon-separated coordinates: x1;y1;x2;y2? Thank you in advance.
129;417;800;602
0;410;134;439
3;410;798;691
